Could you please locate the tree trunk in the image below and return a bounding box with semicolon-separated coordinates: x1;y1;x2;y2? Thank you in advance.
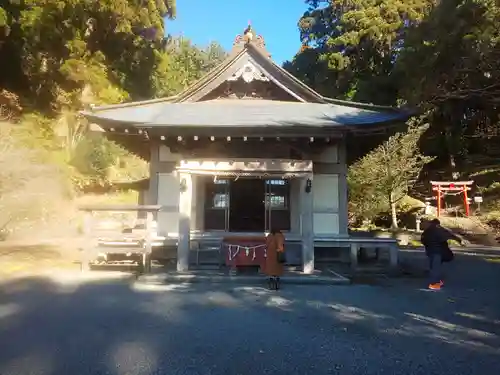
444;126;459;180
390;194;398;229
448;148;460;180
442;103;465;180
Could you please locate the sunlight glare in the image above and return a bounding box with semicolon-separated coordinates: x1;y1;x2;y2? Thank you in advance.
0;303;20;319
112;341;157;375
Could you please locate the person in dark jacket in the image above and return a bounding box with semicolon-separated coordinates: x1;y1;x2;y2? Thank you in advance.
421;218;464;290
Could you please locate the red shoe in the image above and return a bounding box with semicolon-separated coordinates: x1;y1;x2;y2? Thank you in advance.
428;283;441;290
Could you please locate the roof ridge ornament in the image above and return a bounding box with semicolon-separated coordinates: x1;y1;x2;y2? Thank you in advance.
232;23;269;56
243;23;254;43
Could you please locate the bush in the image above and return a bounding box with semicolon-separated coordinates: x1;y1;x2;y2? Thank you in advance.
70;135;116;181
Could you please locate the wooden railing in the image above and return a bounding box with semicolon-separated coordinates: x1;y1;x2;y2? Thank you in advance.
78;205;163;273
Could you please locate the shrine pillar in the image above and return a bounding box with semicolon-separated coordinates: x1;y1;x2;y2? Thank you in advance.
191;175;205;231
337;140;349;236
178;172;193;272
301;176;314;274
147;142;160;205
289;179;302;234
156;145;181;236
311;142;346;236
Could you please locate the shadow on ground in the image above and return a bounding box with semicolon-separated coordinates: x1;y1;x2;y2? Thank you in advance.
0;254;500;375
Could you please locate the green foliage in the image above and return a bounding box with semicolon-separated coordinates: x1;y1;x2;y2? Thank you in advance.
289;0;435;104
70;136;115;182
0;0;181;111
288;0;500;224
0;0;228;237
0;0;225;185
397;195;426;213
394;0;500;175
0;5;10;38
152;38;227;97
289;0;500;156
348;170;388;224
348;123;434;228
156;40;225;96
396;0;500;107
0;6;7;27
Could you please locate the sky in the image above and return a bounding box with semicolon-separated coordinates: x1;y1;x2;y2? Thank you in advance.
165;0;310;64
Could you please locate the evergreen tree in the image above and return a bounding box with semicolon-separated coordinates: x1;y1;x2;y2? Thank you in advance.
348;124;434;228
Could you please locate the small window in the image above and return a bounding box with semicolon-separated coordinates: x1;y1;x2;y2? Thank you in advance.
206;179;229;209
265;193;287;209
266;179;286;185
213;193;229;208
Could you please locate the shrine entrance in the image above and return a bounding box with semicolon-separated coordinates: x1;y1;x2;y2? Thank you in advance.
229;178;265;232
430;180;474;217
204;177;291;232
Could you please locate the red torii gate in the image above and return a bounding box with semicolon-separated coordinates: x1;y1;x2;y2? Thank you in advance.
430;181;474;217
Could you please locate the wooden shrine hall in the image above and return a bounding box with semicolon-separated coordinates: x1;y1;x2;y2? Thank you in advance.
82;26;411;273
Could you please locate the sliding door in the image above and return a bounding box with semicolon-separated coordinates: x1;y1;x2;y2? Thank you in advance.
265;179;291;232
204;179;229;231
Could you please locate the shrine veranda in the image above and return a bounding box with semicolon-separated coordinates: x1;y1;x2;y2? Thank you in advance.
82;26;410;272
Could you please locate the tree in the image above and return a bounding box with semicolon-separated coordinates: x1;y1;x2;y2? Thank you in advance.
152;38;227;97
395;0;500;176
288;0;500;181
348;123;434;228
70;135;116;184
397;0;500;107
348;171;387;227
0;0;234;237
0;0;220;185
0;0;177;111
286;0;434;104
283;46;342;97
0;0;231;192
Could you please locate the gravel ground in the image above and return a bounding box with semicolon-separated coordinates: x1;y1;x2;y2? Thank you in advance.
0;252;499;375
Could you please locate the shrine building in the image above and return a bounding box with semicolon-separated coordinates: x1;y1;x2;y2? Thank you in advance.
82;27;411;273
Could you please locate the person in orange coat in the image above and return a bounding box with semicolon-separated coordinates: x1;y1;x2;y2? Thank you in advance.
265;229;286;290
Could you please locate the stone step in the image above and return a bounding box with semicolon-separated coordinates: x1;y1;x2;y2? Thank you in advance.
190;264;222;271
138;269;350;285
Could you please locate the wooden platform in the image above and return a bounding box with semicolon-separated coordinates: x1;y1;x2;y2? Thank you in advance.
157;231;399;270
